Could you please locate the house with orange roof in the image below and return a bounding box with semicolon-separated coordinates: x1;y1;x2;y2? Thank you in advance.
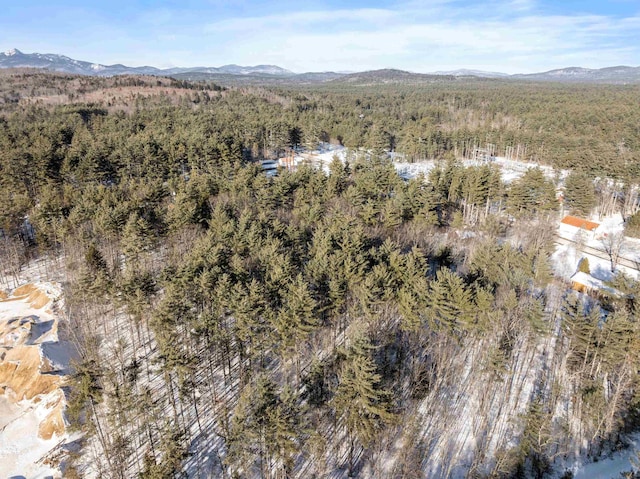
559;215;600;240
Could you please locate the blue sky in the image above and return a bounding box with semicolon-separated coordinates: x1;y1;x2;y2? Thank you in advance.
3;0;640;73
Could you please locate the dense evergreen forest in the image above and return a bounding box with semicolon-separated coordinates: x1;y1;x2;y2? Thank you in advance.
2;70;640;478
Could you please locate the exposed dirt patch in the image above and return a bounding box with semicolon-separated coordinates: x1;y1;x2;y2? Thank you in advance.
10;284;52;309
0;344;62;401
38;391;66;440
0;282;70;476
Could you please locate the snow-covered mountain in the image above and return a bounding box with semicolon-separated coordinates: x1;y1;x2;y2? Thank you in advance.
511;65;640;83
0;48;294;77
338;66;640;84
3;49;640;84
215;64;292;75
431;66;640;83
431;69;509;78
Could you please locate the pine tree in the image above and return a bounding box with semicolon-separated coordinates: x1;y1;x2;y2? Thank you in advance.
266;386;305;479
231;279;267;371
397;285;423;332
326;155;349;197
519;398;553;478
564;170;596;216
276;273;318;353
227;375;278;477
428;268;475;334
625;210;640;238
577;257;591;274
507;168;557;217
333;345;395;477
560;294;599;376
367;126;389;157
121;211;154;266
303;123;321;151
303;358;330;407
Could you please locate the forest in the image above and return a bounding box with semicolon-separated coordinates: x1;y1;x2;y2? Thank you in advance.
1;69;640;478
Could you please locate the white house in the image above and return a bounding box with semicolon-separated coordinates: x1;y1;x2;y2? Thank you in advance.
559;215;600;241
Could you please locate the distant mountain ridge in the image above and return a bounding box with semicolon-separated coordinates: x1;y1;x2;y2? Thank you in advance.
330;69;456;84
3;48;640;84
0;48;294;77
432;69;509;78
431;66;640;83
510;66;640;83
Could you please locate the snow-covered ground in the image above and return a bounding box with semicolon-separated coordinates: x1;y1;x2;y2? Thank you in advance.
285;145;640;478
553;214;640;282
279;144;568;185
559;433;640;479
552;243;622;282
0;281;72;478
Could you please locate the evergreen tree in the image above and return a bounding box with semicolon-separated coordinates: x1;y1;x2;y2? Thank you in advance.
507;168;557;217
326;155;349;197
121;211;154;265
560;294;599;375
519;398;553;478
564;170;596;216
333;341;395;477
577;257;591;274
227;375;278;476
266;386;306;479
428;268;475;334
625;210;640;238
275;273;318;376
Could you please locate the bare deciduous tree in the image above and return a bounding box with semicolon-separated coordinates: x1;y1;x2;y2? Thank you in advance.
600;231;625;272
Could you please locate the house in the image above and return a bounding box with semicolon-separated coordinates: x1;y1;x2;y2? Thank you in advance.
570;271;621;297
559;215;600;241
278;150;297;171
261;159;278;177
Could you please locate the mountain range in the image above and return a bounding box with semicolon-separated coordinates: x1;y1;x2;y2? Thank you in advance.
0;48;294;77
3;48;640;84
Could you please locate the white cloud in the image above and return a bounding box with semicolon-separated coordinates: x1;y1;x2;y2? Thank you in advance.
201;2;640;73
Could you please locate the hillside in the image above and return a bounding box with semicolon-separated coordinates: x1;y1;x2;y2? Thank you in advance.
4;49;640;84
0;49;293;77
512;66;640;84
0;69;223;111
1;71;640;478
328;68;457;85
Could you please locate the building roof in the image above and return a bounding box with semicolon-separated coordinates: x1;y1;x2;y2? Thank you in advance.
570;272;621;296
571;272;604;289
561;216;599;231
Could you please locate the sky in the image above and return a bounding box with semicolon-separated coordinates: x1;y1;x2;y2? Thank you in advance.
2;0;640;74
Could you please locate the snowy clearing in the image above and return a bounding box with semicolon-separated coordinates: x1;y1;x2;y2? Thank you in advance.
279;144;568;185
